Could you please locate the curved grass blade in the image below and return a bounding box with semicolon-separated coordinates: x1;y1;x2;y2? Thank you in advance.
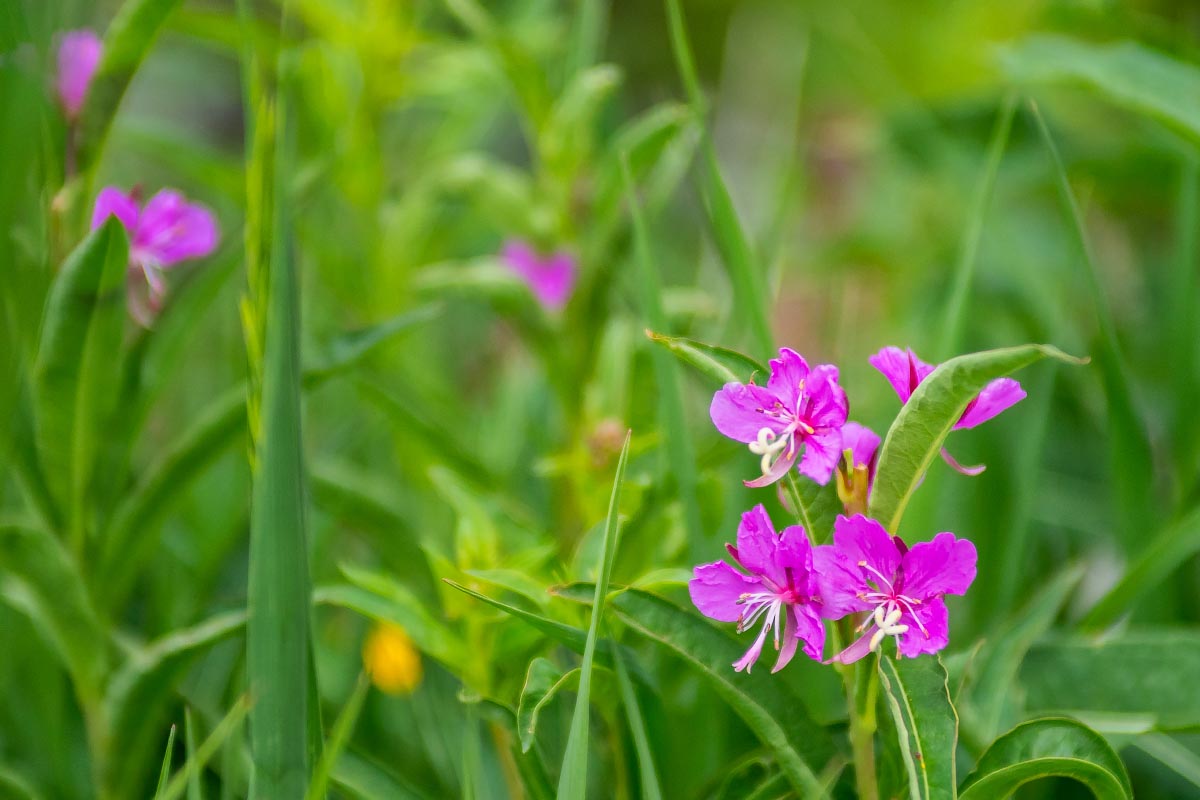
557;431;630;799
867;344;1083;536
306;673;372;800
877;655;957;800
76;0;187;175
958;717;1131;800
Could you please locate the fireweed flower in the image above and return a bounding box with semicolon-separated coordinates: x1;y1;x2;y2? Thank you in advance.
816;514;976;663
501;239;576;311
710;348;849;487
836;422;880;515
91;186;219;324
689;505;826;672
57;30;102;120
870;346;1026;474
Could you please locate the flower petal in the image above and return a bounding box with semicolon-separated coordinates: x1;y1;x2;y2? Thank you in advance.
733;632;766;673
940;447;986;476
711;382;788;444
793;603;826;662
896;597;949;658
57;30;102;118
804;364;849;430
743;441;799;489
870;346;934;403
775;524;814;587
136;190;219;266
502;240;576;310
765;348;810;410
833;514;902;589
901;532;977;599
771;603;799;673
955;377;1026;430
689;561;759;623
734;505;784;584
813;545;871;618
841;422;880;471
826;629;875;665
91;187;139;233
797;430;842;485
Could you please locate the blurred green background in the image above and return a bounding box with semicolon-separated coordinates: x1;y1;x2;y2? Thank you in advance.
3;0;1200;797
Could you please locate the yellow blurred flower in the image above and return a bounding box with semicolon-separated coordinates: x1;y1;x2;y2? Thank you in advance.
363;623;422;695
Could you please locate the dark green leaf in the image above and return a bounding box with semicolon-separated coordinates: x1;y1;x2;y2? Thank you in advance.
877;655;958;800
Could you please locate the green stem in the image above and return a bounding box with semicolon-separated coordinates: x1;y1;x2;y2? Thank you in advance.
838;621;879;800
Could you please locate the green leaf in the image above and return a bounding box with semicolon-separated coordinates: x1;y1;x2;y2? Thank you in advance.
517;658;566;754
1133;734;1200;790
558;432;631;800
1080;504;1200;631
77;0;188;174
103;610;247;797
304;306;441;383
541;64;621;177
785;474;841;545
644;331;766;386
159;697;252;800
184;709;202;800
306;673;372;800
958;717;1132;800
330;750;436;800
867;344;1083;536
0;522;107;703
999;35;1200;142
1019;630;1200;730
600;588;834;797
611;636;663;800
959;566;1083;746
154;725;178;798
877;655;958;800
32;219;129;549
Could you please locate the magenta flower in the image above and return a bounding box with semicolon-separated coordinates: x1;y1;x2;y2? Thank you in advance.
815;515;976;663
501;240;576;311
870;346;1025;475
689;505;826;673
835;422;880;515
57;30;102;119
91;187;219;323
710;348;848;487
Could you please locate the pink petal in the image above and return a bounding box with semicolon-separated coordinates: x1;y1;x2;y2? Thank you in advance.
841;422;880;471
797;430;842;485
765;348;811;409
743;441;799;488
793;603;826;662
771;604;800;673
955;377;1026;430
832;514;902;588
870;346;934;403
734;505;784;584
901;532;977;599
711;382;788;444
775;524;814;583
813;545;872;619
804;364;849;430
500;239;577;311
826;629;875;665
135;190;219;266
940;447;986;476
896;598;950;658
91;186;138;232
732;632;766;673
689;562;759;623
57;30;102;118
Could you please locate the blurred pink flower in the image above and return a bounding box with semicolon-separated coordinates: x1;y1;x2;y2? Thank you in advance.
91;187;219;324
57;30;102;119
501;240;576;311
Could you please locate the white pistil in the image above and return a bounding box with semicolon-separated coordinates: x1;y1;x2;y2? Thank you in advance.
866;604;911;653
748;427;791;476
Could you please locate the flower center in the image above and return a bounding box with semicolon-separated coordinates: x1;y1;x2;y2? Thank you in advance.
855;560;929;653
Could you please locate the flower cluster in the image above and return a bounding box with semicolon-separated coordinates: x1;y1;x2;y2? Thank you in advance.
690;346;1010;671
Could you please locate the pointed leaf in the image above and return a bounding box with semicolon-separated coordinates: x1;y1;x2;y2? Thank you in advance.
877;655;958;800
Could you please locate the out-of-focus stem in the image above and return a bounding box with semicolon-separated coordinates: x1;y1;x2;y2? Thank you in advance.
838;620;879;800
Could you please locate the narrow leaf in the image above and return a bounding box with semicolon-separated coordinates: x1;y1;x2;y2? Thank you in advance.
159;697;253;800
155;725;178;798
877;655;958;800
645;331;766;386
306;673;372;800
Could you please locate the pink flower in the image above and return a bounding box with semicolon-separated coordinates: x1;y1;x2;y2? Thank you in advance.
688;505;826;673
870;346;1025;475
836;422;880;515
814;515;976;663
710;348;849;487
57;30;102;119
501;240;576;311
91;187;219;323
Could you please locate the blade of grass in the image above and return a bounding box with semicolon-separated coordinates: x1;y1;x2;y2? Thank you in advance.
610;629;662;800
937;93;1017;356
663;0;774;358
557;431;631;799
1029;100;1157;553
1170;155;1200;493
160;697;252;800
622;158;703;560
306;673;371;800
154;725;178;798
185;708;202;800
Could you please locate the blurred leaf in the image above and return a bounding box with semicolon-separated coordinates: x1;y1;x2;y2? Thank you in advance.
1019;630;1200;729
517;658;564;754
330;750;435;800
0;522;107;702
159;697;252;800
645;331;766;386
464;569;548;609
103;610;246;797
429;466;500;571
154;725;177;798
304;305;441;382
1133;734;1200;790
184;709;201;800
958;565;1083;747
77;0;187;173
306;673;371;800
597;587;834;797
0;766;42;800
592;103;692;235
1080;504;1200;631
611;635;663;800
958;717;1131;800
868;344;1083;537
541;64;620;177
1000;35;1200;142
32;218;128;550
559;432;630;800
877;655;958;800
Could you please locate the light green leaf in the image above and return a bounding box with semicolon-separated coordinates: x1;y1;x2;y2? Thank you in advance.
958;717;1132;800
868;344;1083;536
877;655;958;800
558;432;630;800
644;331;766;386
515;659;612;756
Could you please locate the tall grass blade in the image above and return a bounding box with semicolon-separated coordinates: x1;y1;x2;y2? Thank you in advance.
160;697;252;800
611;635;662;800
154;724;177;798
306;673;371;800
556;431;631;799
184;708;202;800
